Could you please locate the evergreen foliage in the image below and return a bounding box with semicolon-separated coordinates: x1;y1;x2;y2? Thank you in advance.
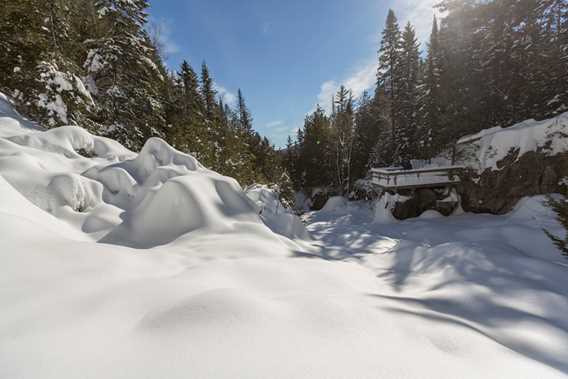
0;0;285;187
545;192;568;257
288;3;568;198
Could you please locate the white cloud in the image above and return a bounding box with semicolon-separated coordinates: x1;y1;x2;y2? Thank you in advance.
314;61;378;114
148;18;180;57
266;120;284;128
394;0;441;43
215;84;237;106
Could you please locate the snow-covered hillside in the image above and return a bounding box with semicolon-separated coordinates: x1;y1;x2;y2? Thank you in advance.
1;94;568;378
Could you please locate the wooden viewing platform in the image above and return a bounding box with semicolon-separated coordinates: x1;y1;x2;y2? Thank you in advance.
370;166;465;191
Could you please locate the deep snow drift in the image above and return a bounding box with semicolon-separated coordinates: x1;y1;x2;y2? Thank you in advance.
1;94;568;378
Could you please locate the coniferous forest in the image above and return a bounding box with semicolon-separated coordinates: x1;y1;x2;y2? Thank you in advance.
0;0;567;197
286;0;567;196
3;1;568;376
0;0;286;186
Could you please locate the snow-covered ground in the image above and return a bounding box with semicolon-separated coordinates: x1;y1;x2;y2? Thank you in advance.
1;94;568;378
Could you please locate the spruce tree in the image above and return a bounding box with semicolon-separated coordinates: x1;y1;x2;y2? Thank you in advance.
545;192;568;257
397;23;421;160
237;89;253;133
200;62;217;122
86;0;166;148
332;86;355;193
377;9;402;154
421;17;445;158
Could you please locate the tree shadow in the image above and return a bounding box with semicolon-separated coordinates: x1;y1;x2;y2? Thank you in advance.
373;295;568;375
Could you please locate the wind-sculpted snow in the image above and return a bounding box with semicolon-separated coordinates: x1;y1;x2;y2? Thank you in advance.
245;185;312;240
0;113;286;248
1;97;568;378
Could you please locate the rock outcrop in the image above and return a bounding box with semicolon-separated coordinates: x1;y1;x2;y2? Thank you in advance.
460;151;568;214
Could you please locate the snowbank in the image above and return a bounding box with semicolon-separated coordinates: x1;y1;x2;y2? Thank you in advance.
320;196;349;212
246;185;311;241
0;97;292;249
373;193;401;224
0;91;41;137
457;112;568;171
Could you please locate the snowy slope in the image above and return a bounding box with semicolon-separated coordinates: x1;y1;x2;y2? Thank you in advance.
0;92;42;137
1;96;568;378
457;112;568;171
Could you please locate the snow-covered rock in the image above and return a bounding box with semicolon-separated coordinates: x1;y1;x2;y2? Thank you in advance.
457;111;568;172
246;185;311;241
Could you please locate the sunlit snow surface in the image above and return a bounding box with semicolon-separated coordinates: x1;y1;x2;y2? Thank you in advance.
1;94;568;378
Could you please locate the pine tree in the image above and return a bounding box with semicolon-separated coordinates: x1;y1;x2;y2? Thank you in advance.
397;23;421;160
332;86;355;193
421;16;445;158
537;0;568;114
85;0;166;148
545;193;568;257
200;62;217;122
237;89;253;133
377;9;402;153
352;91;384;180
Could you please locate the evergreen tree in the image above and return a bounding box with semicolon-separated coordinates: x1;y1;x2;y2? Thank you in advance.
237;89;253;133
397;23;421;160
332;86;355;193
351;91;383;180
86;0;166;148
545;192;568;257
200;62;217;122
377;9;402;151
421;16;445;158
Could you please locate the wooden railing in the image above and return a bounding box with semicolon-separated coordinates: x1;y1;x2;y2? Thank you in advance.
370;166;464;190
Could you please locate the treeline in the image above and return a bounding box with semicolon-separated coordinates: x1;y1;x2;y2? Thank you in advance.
287;0;568;195
0;0;285;185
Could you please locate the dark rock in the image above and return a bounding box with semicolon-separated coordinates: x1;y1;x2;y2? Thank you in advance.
392;188;459;220
461;152;568;214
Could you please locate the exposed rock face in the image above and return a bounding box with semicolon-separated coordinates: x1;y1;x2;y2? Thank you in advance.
460;151;568;214
391;188;459;220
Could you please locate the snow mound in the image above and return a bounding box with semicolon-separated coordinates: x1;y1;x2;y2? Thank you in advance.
246;185;311;241
457;112;568;171
116;137;202;184
103;173;260;248
419;210;443;219
0;98;290;249
8;125;132;161
47;173;103;212
373;193;399;224
0;92;41;137
321;196;349;212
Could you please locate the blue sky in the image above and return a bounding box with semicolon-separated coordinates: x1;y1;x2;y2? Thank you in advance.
148;0;437;147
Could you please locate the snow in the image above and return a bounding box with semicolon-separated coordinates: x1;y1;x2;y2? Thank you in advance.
245;185;312;241
1;97;568;378
0;92;41;137
457;112;568;171
321;195;349;212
